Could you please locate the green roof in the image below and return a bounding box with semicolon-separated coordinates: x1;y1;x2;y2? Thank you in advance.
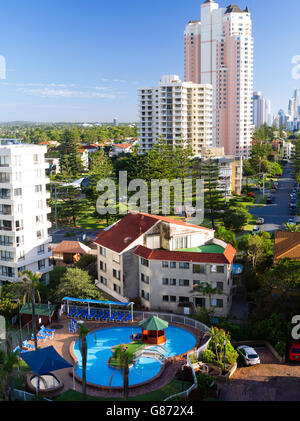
139;316;169;331
20;304;56;317
177;244;225;254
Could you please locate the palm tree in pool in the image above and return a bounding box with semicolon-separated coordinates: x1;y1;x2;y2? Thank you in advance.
109;344;130;401
78;323;89;401
20;270;42;351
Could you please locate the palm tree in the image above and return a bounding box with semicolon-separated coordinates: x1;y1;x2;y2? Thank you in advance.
109;344;130;401
20;270;42;351
191;282;224;321
78;323;89;401
0;349;20;401
283;223;299;232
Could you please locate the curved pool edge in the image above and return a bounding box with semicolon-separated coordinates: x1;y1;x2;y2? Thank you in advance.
68;322;200;392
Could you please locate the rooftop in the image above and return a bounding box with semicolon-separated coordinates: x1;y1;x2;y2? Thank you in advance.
274;231;300;263
177;244;225;254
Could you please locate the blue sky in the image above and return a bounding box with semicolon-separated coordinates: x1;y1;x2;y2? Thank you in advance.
0;0;299;122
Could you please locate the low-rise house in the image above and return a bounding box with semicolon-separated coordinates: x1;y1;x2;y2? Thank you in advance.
94;212;236;317
52;241;92;264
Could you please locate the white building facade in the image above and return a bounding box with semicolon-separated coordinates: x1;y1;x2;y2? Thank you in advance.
138;75;213;155
0;142;53;285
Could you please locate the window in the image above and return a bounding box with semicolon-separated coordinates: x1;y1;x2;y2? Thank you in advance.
193;264;205;274
162;278;169;285
179;297;189;303
195;297;206;308
38;259;46;270
35;185;42;193
0;156;9;167
170;262;177;269
113;254;120;264
14;188;22;197
162;261;169;268
37;244;45;255
36;215;44;225
0;188;10;199
113;269;121;280
0;205;11;215
15;220;23;231
179;262;190;269
170;296;176;303
141;273;149;284
217;282;224;291
37;230;43;240
18;251;25;261
0;235;12;246
162;296;169;302
0;173;10;183
18;266;26;273
211;299;224;308
1;266;14;278
0;220;12;231
99;261;107;272
174;236;189;249
141;290;150;301
100;276;107;286
99;246;106;257
211;265;224;273
179;279;190;287
170;279;176;286
0;251;13;261
33;154;40;165
16;236;24;247
141;258;149;267
114;284;121;294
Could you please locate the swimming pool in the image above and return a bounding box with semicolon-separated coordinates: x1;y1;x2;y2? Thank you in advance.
73;325;197;387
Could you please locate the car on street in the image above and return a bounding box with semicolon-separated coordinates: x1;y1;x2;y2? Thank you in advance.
289;343;300;362
266;196;273;204
252;226;260;235
237;346;261;366
256;217;265;225
288;218;296;225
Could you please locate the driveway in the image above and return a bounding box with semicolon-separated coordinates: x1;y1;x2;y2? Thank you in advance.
219;347;300;401
249;163;297;233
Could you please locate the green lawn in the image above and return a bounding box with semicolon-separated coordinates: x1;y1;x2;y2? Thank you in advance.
54;380;192;401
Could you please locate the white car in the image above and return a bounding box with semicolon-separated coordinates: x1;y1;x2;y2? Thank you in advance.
252;226;260;235
237;346;260;366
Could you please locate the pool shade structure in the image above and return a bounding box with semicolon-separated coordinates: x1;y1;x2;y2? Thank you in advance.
139;316;169;345
21;346;74;393
62;297;134;321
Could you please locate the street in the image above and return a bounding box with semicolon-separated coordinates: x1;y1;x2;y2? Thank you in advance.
250;162;297;233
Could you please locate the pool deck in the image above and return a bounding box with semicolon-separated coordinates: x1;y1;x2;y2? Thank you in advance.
29;315;205;399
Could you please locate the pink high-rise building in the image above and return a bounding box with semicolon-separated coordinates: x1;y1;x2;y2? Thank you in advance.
184;1;254;157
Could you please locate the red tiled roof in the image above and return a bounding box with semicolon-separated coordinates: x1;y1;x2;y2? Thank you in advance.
94;212;213;253
94;213;159;253
114;143;132;149
53;241;91;255
133;244;236;264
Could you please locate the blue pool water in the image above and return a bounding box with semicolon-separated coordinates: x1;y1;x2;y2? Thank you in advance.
73;325;197;387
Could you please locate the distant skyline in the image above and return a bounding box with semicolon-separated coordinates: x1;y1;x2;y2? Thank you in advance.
0;0;299;122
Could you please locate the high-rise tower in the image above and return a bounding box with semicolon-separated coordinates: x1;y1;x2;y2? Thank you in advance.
184;1;254;157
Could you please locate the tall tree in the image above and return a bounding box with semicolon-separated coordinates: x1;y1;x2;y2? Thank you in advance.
20;270;42;351
59;128;84;178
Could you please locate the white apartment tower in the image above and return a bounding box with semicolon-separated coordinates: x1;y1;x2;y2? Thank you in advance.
0;141;53;285
138;75;213;155
184;0;254;158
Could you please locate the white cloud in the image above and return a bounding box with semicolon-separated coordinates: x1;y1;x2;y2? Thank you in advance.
18;87;116;99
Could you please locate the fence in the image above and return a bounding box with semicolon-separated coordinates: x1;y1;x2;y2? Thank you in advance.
62;304;211;335
10;388;52;402
163;337;211;401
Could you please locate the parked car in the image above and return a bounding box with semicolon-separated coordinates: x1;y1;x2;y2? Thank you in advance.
288;218;296;225
289;343;300;362
266;196;273;204
256;217;265;225
237;346;261;366
252;226;260;235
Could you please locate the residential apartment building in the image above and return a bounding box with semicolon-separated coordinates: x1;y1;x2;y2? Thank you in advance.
0;141;53;285
184;0;254;158
192;146;243;197
253;91;273;128
95;212;236;317
138;74;213;155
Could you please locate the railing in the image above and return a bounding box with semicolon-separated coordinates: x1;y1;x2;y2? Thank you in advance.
163;337;211;402
62;304;211;335
10;388;52;402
